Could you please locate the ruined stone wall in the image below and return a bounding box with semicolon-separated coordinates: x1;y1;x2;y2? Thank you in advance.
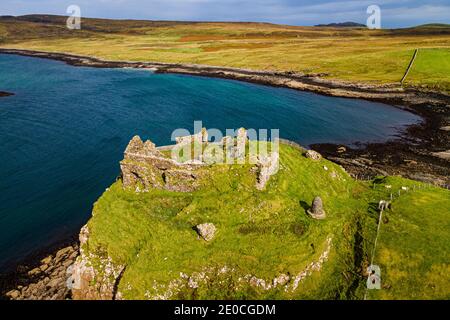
120;135;204;193
121;130;281;193
256;151;280;190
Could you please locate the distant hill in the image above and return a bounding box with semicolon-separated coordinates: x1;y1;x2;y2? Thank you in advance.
315;22;366;28
413;23;450;28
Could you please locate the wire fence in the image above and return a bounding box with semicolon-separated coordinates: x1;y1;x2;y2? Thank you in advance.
351;173;378;181
351;173;450;191
364;176;448;299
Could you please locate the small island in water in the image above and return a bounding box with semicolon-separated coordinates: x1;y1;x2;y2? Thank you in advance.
0;91;14;97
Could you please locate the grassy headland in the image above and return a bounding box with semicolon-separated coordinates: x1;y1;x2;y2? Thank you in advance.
1;15;449;92
0;15;448;300
82;141;449;299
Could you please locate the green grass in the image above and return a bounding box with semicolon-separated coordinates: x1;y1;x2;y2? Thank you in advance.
1;15;449;91
85;143;370;299
367;177;450;299
81;142;450;300
405;48;450;91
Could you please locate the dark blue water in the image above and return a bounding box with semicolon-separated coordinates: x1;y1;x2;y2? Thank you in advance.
0;54;420;270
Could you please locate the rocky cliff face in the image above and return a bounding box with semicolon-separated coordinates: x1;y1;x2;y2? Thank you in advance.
70;225;125;300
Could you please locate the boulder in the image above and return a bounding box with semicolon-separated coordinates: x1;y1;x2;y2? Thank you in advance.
41;255;52;265
195;223;216;241
305;150;322;161
55;246;72;260
47;277;62;289
337;146;347;153
431;150;450;161
6;290;20;299
28;267;41;277
307;196;326;219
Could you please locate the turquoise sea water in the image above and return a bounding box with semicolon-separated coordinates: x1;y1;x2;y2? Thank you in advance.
0;54;420;270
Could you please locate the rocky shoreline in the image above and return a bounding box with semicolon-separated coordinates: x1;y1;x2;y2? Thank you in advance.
0;240;79;300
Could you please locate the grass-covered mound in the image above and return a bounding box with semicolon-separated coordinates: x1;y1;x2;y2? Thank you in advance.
83;142;370;299
80;142;450;299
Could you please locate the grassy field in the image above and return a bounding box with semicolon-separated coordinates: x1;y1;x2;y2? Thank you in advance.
405;48;450;90
1;15;449;91
82;141;449;299
367;177;450;299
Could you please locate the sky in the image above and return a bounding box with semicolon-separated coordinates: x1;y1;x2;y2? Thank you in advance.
1;0;449;28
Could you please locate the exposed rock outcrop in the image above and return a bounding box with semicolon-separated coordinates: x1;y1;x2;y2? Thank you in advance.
305;150;322;161
70;225;125;300
431;150;450;161
4;244;79;300
195;223;217;241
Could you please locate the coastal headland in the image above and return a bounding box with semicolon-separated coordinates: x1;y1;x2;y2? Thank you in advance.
0;16;449;300
3;132;449;300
